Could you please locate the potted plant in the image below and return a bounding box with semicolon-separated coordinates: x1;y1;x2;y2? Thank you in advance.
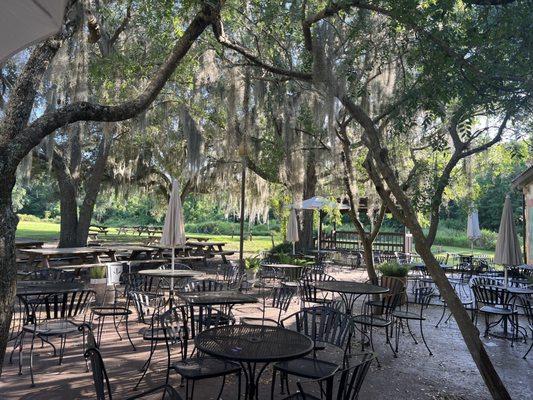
89;265;107;305
378;260;411;306
244;255;261;281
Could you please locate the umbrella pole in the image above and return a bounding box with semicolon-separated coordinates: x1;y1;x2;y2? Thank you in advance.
317;211;321;253
292;242;295;256
504;266;508;288
171;247;175;305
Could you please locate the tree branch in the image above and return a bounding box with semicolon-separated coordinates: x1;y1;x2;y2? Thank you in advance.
10;3;219;165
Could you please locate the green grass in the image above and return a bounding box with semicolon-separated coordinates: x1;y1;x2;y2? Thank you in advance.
16;220;493;257
16;220;279;255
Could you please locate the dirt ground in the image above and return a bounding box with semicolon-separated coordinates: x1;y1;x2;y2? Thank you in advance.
1;265;531;400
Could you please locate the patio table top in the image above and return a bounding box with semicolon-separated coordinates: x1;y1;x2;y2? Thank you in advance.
178;290;258;306
312;280;389;295
137;269;203;278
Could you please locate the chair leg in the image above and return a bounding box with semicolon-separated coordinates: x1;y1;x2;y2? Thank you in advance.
125;313;136;351
237;371;242;400
18;331;25;376
523;340;533;359
58;335;68;365
420;319;432;356
271;368;277;400
435;304;446;328
135;340;157;390
406;320;418;345
112;313;123;341
216;375;226;399
29;333;37;387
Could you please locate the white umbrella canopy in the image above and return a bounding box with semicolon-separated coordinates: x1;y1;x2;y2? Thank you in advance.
467;209;482;249
295;196;349;251
494;195;523;286
299;196;350;211
160;179;187;292
286;208;299;255
0;0;68;64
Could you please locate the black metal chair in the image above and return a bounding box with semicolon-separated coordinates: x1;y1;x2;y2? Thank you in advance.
216;262;245;290
184;279;235;328
84;345;182;400
352;292;402;365
299;273;336;309
129;290;167;389
520;297;533;359
281;352;375;400
161;307;242;400
241;286;295;327
272;306;352;398
392;286;434;355
472;285;519;346
15;289;95;386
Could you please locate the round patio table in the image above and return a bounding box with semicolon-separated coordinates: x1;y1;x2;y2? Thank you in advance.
312;281;389;314
195;324;313;400
138;269;203;306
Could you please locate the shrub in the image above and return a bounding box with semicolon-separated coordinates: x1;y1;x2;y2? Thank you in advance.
270;242;293;254
17;214;42;222
244;256;261;270
378;261;410;277
89;266;106;279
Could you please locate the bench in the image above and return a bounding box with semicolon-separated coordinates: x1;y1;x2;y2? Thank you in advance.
210;250;235;263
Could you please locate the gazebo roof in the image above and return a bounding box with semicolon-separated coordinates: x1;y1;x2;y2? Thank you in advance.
512;165;533;189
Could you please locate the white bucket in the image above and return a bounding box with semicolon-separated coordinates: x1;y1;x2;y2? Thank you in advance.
106;262;123;285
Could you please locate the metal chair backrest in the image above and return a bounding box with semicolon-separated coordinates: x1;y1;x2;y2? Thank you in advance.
287;306;352;350
335;353;375;400
129;291;164;325
125;273;158;293
270;286;295;312
159;263;191;270
185;279;224;292
379;276;405;295
300;273;336;304
18;290;94;325
85;347;113;400
471;277;500;287
395;252;411;264
472;285;512;308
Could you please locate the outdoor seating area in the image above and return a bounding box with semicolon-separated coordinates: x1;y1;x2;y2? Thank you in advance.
1;1;532;399
1;245;532;399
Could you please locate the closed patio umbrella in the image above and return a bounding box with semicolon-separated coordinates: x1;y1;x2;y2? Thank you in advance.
467;209;482;250
160;179;187;294
494;195;523;286
286;207;299;255
1;0;68;64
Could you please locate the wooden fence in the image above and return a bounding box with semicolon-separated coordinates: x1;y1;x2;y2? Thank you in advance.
319;230;407;254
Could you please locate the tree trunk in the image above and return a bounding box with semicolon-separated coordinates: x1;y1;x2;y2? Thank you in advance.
411;227;511;400
57;176;79;247
300;151;317;251
0;172;18;377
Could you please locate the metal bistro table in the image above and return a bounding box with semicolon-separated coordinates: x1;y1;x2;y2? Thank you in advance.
312;281;389;314
195;325;314;400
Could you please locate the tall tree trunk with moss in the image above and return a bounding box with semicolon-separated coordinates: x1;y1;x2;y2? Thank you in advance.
300;150;317;251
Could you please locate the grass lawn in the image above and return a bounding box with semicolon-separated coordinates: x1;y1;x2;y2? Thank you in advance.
16;220;278;255
16;220;494;256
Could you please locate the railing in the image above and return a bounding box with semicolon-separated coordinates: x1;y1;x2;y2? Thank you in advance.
319;230;406;254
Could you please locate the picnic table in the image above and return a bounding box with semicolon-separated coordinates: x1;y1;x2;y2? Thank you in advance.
104;244;158;260
89;225;108;235
15;238;44;249
19;247;116;269
187;241;234;263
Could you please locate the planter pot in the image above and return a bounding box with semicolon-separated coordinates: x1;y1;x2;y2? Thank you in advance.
246;269;257;281
89;278;107;305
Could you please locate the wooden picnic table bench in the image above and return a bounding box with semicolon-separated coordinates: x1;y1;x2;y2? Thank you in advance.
15;238;44;249
19;247;116;269
90;225;109;235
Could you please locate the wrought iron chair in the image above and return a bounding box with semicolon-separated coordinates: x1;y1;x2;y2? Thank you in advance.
161;307;241;400
352;292;403;365
281;352;375;400
84;345;182;400
392;286;434;355
272;306;352;398
472;284;519;346
520;297;533;359
241;286;295;327
129;290;167;389
299;272;336;309
15;289;95;386
184;279;235;328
